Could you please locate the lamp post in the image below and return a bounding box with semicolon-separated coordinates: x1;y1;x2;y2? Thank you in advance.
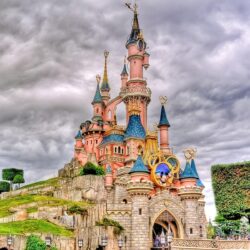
45;236;52;249
100;235;108;249
7;235;13;250
78;239;83;249
118;237;124;250
167;232;173;250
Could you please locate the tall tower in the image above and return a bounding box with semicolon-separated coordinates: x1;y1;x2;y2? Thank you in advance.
121;4;151;129
100;50;111;104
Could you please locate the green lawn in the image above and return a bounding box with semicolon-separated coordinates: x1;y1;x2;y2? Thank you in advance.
0;194;90;218
0;219;73;236
20;177;59;189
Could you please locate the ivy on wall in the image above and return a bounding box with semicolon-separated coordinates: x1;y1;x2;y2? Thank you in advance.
211;161;250;235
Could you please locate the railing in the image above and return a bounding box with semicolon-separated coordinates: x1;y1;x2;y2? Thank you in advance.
171;238;250;249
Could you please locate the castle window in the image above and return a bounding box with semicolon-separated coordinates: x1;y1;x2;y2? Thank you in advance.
190;228;193;234
121;148;124;154
105;147;108;154
139;208;142;215
114;147;117;153
118;146;121;154
200;225;203;237
127;146;130;155
122;199;127;204
95;140;98;144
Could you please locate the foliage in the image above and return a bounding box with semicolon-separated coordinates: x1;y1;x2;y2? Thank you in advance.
0;181;10;193
13;174;25;184
0;219;73;237
2;168;23;181
96;217;124;235
67;205;88;215
0;194;91;218
212;161;250;236
25;235;47;250
80;162;105;176
20;177;59;190
207;221;216;239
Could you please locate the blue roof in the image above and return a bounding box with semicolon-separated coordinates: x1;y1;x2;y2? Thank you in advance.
180;161;199;179
100;134;124;145
92;83;103;104
75;130;82;139
191;159;205;187
129;155;149;174
158;105;170;127
106;165;112;174
121;64;128;75
124;114;146;140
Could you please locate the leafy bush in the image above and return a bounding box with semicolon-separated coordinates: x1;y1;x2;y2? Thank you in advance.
212;161;250;235
80;162;105;176
67;205;88;215
0;181;10;193
2;168;23;181
96;217;124;235
25;235;58;250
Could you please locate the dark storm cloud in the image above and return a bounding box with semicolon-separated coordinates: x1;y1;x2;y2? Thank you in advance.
1;0;250;219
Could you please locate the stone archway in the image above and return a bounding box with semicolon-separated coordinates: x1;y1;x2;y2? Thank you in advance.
150;208;185;248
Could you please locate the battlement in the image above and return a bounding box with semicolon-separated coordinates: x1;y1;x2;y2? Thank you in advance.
178;186;203;199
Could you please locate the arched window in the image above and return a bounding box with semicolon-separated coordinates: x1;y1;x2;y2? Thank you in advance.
190;228;193;234
121;148;124;154
114;147;117;153
105;147;108;154
95;139;98;144
122;199;127;204
200;225;203;237
118;146;121;154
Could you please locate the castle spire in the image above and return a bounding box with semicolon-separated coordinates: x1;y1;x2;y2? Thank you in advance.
121;56;128;76
92;77;102;104
100;50;110;92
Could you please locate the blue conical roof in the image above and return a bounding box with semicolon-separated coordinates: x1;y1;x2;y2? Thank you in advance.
180;161;199;179
121;64;128;75
191;159;205;187
124;114;146;140
75;130;82;139
129;155;149;174
92;83;103;104
158;105;170;127
106;165;112;174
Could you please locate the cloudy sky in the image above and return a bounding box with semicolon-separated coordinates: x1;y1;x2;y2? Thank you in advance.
1;0;250;220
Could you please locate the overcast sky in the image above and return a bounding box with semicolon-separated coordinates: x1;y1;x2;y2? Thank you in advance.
1;0;250;220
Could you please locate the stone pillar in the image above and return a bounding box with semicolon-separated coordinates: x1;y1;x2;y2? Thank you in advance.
178;186;202;239
127;180;153;250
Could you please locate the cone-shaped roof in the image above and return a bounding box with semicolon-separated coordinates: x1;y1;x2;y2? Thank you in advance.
158;105;170;127
124;114;146;140
100;51;110;92
180;161;199;179
92;83;103;104
75;130;82;139
129;155;149;174
121;63;128;76
191;159;205;187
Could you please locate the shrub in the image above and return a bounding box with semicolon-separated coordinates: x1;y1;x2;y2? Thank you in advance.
67;205;88;215
0;181;10;193
2;168;23;181
13;174;25;188
80;162;105;176
25;235;58;250
96;217;124;235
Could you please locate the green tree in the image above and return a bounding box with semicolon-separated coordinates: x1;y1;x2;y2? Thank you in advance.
2;168;24;190
80;162;105;176
0;181;10;193
13;174;25;189
25;235;58;250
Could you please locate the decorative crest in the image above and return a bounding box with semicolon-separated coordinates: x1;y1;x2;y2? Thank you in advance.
159;96;168;105
153;123;159;132
96;74;101;84
128;100;141;115
183;148;197;162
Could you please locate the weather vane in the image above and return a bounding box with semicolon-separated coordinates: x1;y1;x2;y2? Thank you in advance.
125;2;138;13
159;96;168;105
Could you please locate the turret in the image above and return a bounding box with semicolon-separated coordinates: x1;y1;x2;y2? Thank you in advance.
179;161;198;187
121;56;128;88
122;3;151;129
92;75;104;122
158;102;171;154
127;154;153;250
75;130;83;148
100;50;111;104
190;159;205;189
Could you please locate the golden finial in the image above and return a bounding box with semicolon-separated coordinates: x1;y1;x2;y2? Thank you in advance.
102;50;109;85
125;2;137;14
183;148;197;162
96;74;101;84
159;96;168;105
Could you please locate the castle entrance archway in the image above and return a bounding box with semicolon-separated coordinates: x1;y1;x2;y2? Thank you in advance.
151;209;184;249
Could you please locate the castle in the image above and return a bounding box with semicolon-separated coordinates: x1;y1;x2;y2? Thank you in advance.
59;3;207;250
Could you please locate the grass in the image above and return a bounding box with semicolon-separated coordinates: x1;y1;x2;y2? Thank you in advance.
0;219;73;236
0;194;91;218
20;177;59;189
